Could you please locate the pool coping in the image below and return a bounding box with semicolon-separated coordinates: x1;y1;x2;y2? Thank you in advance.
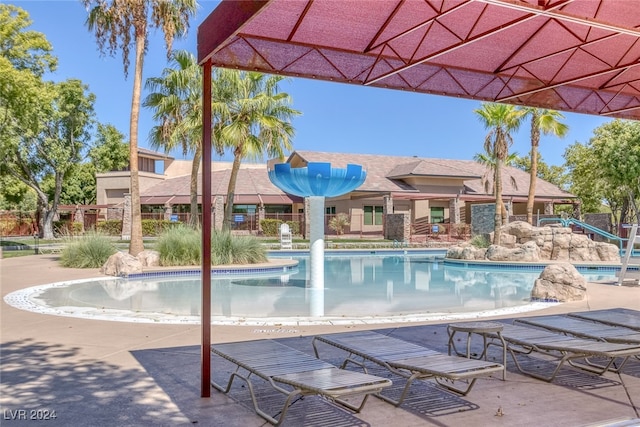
3;251;627;326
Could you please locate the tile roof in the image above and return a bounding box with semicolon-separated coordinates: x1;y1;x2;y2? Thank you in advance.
142;166;301;203
138;151;575;203
291;150;575;199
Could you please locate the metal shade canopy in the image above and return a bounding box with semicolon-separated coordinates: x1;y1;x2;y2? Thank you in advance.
198;0;640;120
196;0;640;397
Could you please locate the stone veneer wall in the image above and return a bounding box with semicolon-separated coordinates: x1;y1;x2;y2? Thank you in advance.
107;207;123;220
385;213;410;241
471;203;496;236
583;213;612;242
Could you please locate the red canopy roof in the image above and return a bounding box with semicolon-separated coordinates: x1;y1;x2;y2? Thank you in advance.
198;0;640;119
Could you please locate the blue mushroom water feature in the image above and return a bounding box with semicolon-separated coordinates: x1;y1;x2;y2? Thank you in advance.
268;162;367;316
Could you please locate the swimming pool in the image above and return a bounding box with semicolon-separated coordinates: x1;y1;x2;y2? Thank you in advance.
4;251;618;325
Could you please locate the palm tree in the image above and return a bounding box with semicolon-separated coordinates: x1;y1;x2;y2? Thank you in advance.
144;50;203;228
519;107;568;225
474;102;524;245
473;151;520;194
83;0;197;255
215;71;301;231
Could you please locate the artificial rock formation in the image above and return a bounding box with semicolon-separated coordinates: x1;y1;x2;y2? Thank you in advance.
101;250;163;276
447;221;620;263
101;251;143;276
137;250;161;267
530;263;587;302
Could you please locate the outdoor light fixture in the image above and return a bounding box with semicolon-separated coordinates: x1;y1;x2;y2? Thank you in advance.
268;162;366;316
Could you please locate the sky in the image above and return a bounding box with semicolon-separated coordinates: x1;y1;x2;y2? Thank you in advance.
11;0;614;167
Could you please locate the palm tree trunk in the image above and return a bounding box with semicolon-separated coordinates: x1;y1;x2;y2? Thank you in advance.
189;143;202;228
494;159;504;245
128;31;145;256
223;149;243;231
527;117;540;225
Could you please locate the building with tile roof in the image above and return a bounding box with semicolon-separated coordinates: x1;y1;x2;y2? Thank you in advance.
96;150;577;239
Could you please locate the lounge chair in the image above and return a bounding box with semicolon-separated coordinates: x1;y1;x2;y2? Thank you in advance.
569;309;640;332
484;323;640;382
210;339;392;426
513;315;640;345
311;330;504;406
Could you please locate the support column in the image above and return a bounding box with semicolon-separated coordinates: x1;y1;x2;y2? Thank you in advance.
383;195;393;239
308;196;325;317
449;197;461;224
304;197;311;240
164;203;173;221
73;206;84;234
258;205;265;233
544;201;554;215
504;199;513;224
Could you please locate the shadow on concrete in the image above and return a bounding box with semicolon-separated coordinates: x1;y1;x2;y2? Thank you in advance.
132;344;371;427
0;338;189;426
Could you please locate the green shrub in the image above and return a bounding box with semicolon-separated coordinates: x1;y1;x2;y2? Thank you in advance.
142;219;177;236
53;221;83;236
211;230;267;265
259;219;300;237
155;225;201;266
154;227;267;266
285;221;300;236
470;234;491;248
97;220;122;236
260;219;281;237
59;232;117;268
328;213;350;235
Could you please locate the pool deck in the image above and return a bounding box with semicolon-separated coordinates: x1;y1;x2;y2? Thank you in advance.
1;254;640;426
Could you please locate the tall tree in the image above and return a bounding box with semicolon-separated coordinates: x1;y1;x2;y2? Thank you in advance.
564;141;626;228
42;163;97;206
512;153;569;191
41;124;128;208
0;4;57;140
0;175;37;211
88;123;130;173
474;103;524;245
216;71;301;230
143;50;204;228
589;120;640;224
519;108;568;224
83;0;197;255
0;5;55;215
473;151;520;195
0;79;95;238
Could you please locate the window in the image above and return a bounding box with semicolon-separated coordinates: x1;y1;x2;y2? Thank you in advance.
264;204;292;214
326;206;336;215
233;204;257;214
364;205;383;225
430;207;445;224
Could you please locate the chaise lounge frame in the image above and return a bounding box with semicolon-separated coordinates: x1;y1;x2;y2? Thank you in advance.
568;309;640;332
485;323;640;382
210;339;392;426
312;330;504;406
514;315;640;345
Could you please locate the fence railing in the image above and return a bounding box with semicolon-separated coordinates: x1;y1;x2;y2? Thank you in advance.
410;219;471;242
0;211;37;237
3;209;471;242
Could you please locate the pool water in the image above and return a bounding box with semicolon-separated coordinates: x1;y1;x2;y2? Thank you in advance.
21;254;617;322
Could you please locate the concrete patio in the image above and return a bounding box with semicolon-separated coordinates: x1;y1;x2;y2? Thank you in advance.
1;255;639;426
